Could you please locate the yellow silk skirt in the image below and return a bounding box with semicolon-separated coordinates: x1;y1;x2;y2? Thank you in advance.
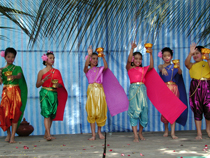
86;83;107;126
0;85;22;131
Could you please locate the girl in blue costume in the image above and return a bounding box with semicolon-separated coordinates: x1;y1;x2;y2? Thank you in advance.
158;47;188;139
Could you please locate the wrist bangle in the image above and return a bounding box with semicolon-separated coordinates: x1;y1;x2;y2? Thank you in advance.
41;80;44;83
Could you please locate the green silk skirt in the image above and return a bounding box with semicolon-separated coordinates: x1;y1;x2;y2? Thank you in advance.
39;88;58;119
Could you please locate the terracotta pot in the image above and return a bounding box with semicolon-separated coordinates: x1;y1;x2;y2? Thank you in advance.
16;118;34;136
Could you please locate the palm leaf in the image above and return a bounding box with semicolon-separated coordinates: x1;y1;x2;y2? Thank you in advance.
1;0;209;49
0;3;34;38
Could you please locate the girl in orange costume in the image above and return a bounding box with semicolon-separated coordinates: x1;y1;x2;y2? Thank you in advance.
0;48;27;143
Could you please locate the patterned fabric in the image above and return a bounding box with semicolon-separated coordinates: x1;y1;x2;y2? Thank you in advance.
189;79;210;120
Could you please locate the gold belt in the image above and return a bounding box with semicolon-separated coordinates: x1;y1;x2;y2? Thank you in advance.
90;83;103;87
132;82;144;85
42;87;57;92
165;81;176;85
3;84;19;88
200;78;210;80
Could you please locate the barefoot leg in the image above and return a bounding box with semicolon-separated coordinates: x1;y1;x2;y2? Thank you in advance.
89;123;96;140
5;128;11;142
195;120;202;140
163;123;169;137
44;118;55;139
98;126;105;139
139;124;145;140
205;119;210;137
44;131;47;139
170;122;178;139
10;123;17;143
44;117;52;141
132;126;139;142
49;118;56;139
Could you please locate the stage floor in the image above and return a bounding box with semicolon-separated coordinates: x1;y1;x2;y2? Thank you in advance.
0;130;210;158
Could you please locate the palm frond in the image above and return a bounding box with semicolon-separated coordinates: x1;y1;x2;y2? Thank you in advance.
0;0;209;49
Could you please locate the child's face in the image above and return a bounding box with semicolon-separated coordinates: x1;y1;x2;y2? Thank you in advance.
162;51;172;63
133;54;142;67
5;52;15;65
90;55;98;66
47;54;55;65
192;50;202;62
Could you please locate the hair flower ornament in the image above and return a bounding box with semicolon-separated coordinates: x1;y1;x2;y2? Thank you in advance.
47;50;53;54
0;51;5;57
41;54;48;61
132;56;134;62
158;52;162;58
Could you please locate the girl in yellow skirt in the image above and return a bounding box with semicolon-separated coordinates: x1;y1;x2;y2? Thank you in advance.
84;46;108;140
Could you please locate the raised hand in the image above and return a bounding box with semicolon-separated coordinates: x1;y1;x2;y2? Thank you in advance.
131;41;137;49
147;48;153;54
88;45;93;56
204;53;210;60
190;43;197;55
100;52;105;57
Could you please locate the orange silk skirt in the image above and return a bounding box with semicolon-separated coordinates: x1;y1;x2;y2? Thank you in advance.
0;85;22;131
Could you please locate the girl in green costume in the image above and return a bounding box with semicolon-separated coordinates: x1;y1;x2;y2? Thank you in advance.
0;48;27;143
36;51;65;141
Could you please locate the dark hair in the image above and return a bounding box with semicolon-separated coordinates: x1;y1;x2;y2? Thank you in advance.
5;47;17;57
43;51;54;66
195;46;204;53
89;52;98;66
131;52;143;67
161;47;173;57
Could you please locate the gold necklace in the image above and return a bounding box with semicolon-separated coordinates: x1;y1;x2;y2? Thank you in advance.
134;66;141;70
164;64;172;70
91;67;97;72
5;65;15;71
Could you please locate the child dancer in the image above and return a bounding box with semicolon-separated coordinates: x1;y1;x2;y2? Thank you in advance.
126;42;153;142
0;48;27;143
84;46;108;140
36;51;67;141
158;47;182;139
185;43;210;140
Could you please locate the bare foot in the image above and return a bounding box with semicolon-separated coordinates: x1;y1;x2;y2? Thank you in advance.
44;135;55;139
139;134;146;140
98;133;105;139
46;137;52;141
88;136;96;141
171;135;178;139
195;135;202;140
50;136;56;139
9;137;16;143
133;137;139;142
163;132;168;137
5;135;10;142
